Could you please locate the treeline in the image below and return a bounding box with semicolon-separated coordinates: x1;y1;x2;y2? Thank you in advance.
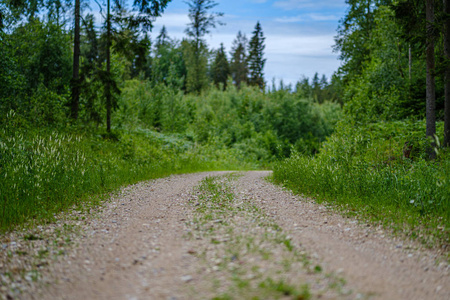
274;0;450;248
332;0;450;148
0;0;343;230
0;0;339;146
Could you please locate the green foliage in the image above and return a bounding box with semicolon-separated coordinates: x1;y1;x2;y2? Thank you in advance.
273;120;450;247
8;18;72;94
0;111;252;232
248;21;266;90
211;43;230;90
184;39;209;94
152;28;186;88
230;31;248;89
0;32;25;111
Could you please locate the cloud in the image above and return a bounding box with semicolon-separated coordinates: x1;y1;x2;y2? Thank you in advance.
250;0;268;3
274;0;346;10
308;13;340;21
274;16;304;23
266;34;335;56
152;13;190;29
275;13;339;23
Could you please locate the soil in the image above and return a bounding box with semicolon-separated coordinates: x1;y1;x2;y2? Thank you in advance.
1;171;449;299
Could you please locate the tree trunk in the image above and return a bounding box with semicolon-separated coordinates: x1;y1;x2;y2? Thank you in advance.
106;0;112;133
71;0;80;120
409;45;412;81
426;0;436;158
444;0;450;147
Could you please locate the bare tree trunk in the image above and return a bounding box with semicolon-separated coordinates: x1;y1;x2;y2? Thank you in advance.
426;0;436;158
71;0;80;120
409;45;412;81
444;0;450;147
106;0;112;133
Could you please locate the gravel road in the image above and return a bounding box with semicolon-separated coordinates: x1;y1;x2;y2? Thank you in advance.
1;171;449;299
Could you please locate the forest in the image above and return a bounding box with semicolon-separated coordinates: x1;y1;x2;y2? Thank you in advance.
0;0;449;247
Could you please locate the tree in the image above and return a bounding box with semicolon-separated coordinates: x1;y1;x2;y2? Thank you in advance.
100;0;171;132
230;31;248;89
184;0;223;93
155;25;169;50
444;0;450;147
152;28;187;88
71;0;81;119
426;0;436;157
248;21;266;90
211;43;230;90
334;0;393;83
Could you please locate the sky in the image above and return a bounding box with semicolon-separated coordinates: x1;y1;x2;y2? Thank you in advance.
149;0;348;86
94;0;348;86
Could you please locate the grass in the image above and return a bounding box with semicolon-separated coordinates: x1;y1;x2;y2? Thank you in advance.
0;113;255;232
186;174;348;299
273;120;450;250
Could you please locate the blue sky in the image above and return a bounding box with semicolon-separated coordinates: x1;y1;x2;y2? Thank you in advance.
148;0;348;86
91;0;347;85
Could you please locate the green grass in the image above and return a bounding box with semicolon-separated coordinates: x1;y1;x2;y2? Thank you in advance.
273;120;450;249
0;119;255;232
188;175;344;299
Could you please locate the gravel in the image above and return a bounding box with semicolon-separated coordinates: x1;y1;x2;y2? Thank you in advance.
0;171;448;300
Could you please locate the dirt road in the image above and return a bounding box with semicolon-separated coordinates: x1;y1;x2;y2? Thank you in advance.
1;171;449;299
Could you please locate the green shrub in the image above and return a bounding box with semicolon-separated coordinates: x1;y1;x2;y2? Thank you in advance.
273;120;450;247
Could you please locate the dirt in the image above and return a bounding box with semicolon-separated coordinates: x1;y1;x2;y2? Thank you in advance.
1;171;449;299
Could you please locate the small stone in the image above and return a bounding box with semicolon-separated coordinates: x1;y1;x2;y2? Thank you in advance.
181;275;193;282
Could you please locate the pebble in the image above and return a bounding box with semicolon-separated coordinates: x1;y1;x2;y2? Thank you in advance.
180;275;193;282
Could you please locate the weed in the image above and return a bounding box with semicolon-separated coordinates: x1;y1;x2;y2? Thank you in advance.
273;120;450;248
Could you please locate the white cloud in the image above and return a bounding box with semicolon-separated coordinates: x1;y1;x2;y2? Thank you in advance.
266;34;335;56
274;13;339;23
308;13;340;21
152;13;190;30
274;0;346;10
274;16;304;23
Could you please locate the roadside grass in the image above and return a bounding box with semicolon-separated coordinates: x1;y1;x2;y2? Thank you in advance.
273;120;450;250
0;114;255;232
186;175;350;299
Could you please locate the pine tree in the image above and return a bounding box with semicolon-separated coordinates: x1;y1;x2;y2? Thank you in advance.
184;0;223;93
444;0;450;147
156;25;170;50
71;0;81;120
426;0;436;158
211;43;230;90
248;21;266;90
102;0;170;132
230;31;248;89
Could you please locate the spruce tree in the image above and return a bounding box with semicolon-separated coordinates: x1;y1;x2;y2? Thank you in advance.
212;43;230;90
248;21;266;90
156;25;170;50
444;0;450;147
71;0;81;120
230;31;248;89
184;0;223;94
426;0;436;158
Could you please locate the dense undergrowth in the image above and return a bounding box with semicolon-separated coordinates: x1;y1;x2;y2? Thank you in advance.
0;83;340;232
0;113;253;232
273;120;450;248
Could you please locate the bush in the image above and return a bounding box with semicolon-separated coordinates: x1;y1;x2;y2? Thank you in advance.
273;120;450;247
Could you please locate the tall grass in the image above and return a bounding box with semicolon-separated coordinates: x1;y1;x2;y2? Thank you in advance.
0;112;253;231
273;120;450;247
